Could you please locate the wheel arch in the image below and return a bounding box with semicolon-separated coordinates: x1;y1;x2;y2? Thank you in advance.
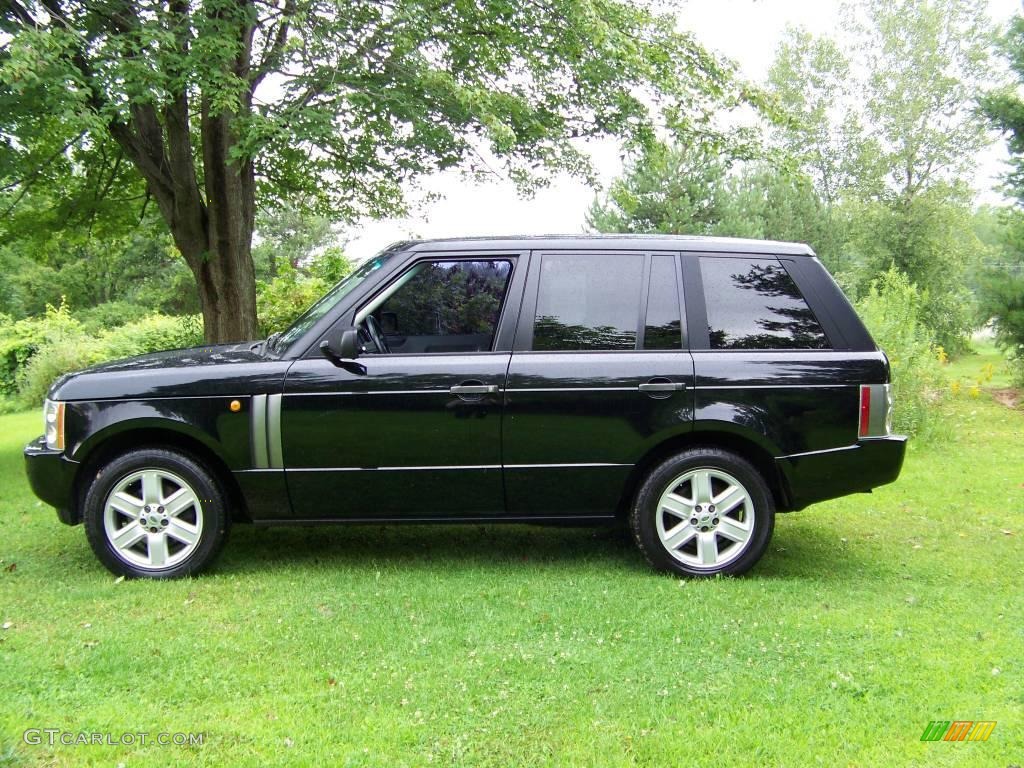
617;427;790;517
71;426;250;525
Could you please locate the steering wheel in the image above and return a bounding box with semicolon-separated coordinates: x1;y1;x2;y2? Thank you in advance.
363;314;390;354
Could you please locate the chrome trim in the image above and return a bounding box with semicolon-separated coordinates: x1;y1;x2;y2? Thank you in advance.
696;384;852;390
282;462;630;472
251;394;268;469
267;393;284;469
504;387;636;393
778;444;858;460
283;389;454;397
288;464;502;472
504;462;631;469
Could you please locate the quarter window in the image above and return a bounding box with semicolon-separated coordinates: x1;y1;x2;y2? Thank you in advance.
700;257;830;350
532;253;644;351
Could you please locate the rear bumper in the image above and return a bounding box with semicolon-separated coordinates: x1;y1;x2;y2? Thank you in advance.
776;435;908;511
24;436;80;525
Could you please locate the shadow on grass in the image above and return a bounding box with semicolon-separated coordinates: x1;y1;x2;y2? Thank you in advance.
214;519;878;582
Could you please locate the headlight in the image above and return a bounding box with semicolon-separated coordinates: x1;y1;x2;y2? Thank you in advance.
44;399;65;451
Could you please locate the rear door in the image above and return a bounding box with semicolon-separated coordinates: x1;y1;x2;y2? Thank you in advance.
502;250;694;518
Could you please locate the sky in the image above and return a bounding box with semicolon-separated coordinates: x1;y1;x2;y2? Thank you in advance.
343;0;1023;262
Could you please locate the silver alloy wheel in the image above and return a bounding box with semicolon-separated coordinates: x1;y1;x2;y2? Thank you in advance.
102;469;204;570
655;467;755;570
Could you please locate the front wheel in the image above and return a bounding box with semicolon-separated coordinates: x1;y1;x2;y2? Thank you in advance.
630;447;774;577
83;448;230;579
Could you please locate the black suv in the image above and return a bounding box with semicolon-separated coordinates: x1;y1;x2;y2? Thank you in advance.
24;235;906;579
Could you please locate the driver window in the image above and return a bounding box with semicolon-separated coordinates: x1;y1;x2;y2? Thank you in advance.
369;259;513;354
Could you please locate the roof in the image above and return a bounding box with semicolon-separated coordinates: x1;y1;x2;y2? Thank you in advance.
404;234;816;257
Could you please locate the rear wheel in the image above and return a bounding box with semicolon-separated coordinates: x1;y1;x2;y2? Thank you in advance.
83;448;230;579
630;447;774;577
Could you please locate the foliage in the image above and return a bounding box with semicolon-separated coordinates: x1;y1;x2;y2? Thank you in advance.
977;270;1024;384
256;269;330;338
0;221;200;321
587;143;730;234
842;185;982;354
1;303;203;406
766;27;879;205
981;14;1024;204
587;145;834;258
850;0;995;199
0;0;751;342
856;267;947;439
252;204;339;283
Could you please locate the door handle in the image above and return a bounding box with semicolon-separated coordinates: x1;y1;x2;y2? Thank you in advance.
450;384;499;395
638;381;685;393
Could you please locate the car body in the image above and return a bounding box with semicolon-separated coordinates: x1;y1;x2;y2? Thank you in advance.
24;235;907;578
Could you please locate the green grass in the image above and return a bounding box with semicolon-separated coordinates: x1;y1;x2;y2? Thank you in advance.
1;348;1022;767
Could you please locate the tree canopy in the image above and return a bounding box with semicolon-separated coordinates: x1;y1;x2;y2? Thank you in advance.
1;0;747;341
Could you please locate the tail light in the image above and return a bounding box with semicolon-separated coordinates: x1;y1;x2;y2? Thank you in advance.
858;384;892;438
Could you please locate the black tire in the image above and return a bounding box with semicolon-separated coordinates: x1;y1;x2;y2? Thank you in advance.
630;447;774;577
83;447;230;579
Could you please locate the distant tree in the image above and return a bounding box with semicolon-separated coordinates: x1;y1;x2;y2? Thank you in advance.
1;0;746;342
586;143;730;235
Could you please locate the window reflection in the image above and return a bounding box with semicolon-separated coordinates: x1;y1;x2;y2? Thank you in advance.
701;257;830;350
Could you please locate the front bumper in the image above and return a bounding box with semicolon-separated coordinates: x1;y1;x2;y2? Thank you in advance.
776;435;908;511
24;436;81;525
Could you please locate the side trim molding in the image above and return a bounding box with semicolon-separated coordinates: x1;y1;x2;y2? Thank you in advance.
251;394;284;470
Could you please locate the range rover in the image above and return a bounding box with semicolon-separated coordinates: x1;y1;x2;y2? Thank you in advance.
24;235;907;578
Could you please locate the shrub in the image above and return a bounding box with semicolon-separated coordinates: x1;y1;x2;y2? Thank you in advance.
256;269;328;336
77;301;150;333
856;267;947;440
0;300;82;397
99;313;203;360
11;308;203;407
977;270;1024;385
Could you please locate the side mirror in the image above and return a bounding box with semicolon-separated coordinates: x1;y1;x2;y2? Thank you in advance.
338;328;360;359
320;328;366;374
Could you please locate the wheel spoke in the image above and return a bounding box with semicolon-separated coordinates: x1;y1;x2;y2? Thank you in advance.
147;533;168;567
697;531;719;565
163;487;196;518
713;485;747;516
166;518;198;546
141;471;163;505
717;516;750;543
111;521;146;551
692;470;713;504
109;492;143;519
662;520;698;550
661;492;693;519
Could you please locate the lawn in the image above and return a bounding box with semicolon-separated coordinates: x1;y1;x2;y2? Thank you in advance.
0;346;1021;767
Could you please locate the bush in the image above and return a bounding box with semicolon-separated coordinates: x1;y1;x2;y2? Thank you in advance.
977;270;1024;385
77;301;150;333
7;304;203;407
0;300;82;397
856;267;947;439
256;269;328;336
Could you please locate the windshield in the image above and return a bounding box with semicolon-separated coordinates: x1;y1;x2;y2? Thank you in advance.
273;247;401;353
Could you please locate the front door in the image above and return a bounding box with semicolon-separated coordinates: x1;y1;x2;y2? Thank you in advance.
281;254;523;520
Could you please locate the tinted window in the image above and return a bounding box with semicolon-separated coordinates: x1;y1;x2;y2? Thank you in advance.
377;260;512;353
644;255;682;350
533;253;644;351
701;257;830;350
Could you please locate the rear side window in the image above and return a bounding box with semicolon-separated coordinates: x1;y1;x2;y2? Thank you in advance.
700;257;830;350
532;253;644;351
